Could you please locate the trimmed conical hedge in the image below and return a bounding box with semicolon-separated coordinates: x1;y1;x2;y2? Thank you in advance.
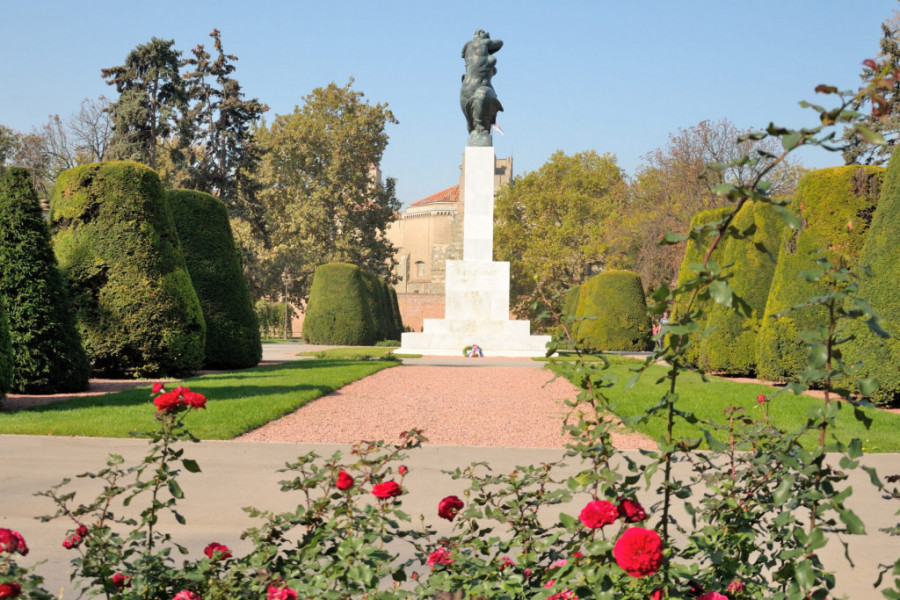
697;201;786;375
575;270;652;351
0;298;12;399
0;167;90;392
167;189;262;369
757;166;883;382
51;161;206;378
387;284;404;337
303;263;376;345
844;152;900;405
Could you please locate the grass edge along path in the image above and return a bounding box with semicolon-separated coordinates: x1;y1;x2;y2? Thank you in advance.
0;359;399;439
547;355;900;453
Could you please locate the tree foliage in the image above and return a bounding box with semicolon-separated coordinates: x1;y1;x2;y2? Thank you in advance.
494;150;626;325
254;80;400;303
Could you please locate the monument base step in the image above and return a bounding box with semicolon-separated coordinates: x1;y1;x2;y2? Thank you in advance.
400;328;551;358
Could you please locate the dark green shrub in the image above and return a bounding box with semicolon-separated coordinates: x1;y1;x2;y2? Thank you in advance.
0;168;90;392
697;201;786;375
360;271;393;342
757;166;883;382
387;284;404;338
303;263;376;345
575;270;652;351
377;278;399;341
844;152;900;405
51;161;206;378
0;298;11;399
167;190;261;369
255;299;293;339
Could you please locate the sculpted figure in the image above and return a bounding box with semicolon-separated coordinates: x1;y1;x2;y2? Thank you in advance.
460;29;503;146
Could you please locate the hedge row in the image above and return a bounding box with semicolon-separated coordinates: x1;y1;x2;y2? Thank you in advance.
302;263;402;345
574;270;652;352
0;298;11;398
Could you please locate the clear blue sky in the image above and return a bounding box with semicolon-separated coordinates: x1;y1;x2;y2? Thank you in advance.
1;1;896;207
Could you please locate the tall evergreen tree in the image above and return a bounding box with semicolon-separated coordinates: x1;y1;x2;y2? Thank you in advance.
102;38;186;169
0;168;90;392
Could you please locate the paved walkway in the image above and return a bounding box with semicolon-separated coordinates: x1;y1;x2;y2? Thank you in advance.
0;343;898;598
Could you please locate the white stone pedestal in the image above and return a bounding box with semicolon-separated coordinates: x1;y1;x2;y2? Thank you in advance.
400;146;551;358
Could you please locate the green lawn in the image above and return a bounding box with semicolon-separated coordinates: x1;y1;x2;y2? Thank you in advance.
0;359;399;439
547;356;900;453
296;347;421;360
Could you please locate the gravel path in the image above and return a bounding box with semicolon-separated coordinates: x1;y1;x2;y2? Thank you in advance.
236;364;655;449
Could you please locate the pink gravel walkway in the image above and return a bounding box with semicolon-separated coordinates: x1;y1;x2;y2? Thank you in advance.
236;365;655;449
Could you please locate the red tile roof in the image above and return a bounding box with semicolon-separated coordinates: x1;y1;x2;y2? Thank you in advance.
409;185;459;208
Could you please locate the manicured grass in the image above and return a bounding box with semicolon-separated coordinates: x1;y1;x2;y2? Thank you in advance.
297;347;421;360
547;356;900;453
0;359;399;439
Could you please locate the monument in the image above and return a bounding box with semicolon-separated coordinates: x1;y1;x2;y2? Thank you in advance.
399;31;551;358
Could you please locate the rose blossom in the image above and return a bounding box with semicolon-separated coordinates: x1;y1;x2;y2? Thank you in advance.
613;527;664;577
544;581;577;600
111;572;131;590
182;391;206;409
757;394;767;404
172;591;200;600
499;556;514;570
62;535;81;549
152;382;165;394
437;495;464;521
617;498;647;523
427;547;453;569
398;465;408;475
267;585;298;600
0;582;21;599
371;481;402;499
335;470;354;491
154;390;183;412
203;542;231;560
650;589;663;600
697;593;728;600
76;525;88;537
579;500;618;529
0;529;27;556
727;579;745;593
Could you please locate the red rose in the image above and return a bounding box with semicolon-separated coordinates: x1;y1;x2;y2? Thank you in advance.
76;525;88;537
267;585;298;600
111;573;131;590
756;394;767;404
499;556;514;570
0;582;20;599
427;547;452;569
613;527;664;577
650;589;663;600
372;481;402;499
152;382;164;394
0;529;26;556
203;542;231;560
726;579;744;593
182;391;206;409
437;495;464;521
579;500;618;529
336;470;354;491
697;593;728;600
10;532;26;556
154;390;183;412
617;498;647;523
62;535;81;549
398;465;408;475
172;591;200;600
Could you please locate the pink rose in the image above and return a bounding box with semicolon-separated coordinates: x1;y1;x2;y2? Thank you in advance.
152;382;164;394
203;542;231;560
727;579;744;593
336;470;354;491
111;572;131;590
76;525;88;537
697;593;728;600
62;535;81;549
617;498;647;523
372;481;402;499
427;547;453;569
0;582;21;599
267;585;298;600
579;500;618;529
499;556;514;570
613;527;664;578
437;495;464;521
172;591;200;600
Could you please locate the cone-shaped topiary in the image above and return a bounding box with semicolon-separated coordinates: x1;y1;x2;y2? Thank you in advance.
51;161;206;378
167;189;262;369
697;201;786;375
360;270;392;342
575;270;652;351
843;152;900;405
0;298;12;399
670;206;732;363
303;263;376;345
0;167;91;392
387;284;404;336
757;166;883;382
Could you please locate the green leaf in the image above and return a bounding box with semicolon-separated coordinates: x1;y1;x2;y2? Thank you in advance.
855;123;887;145
858;377;880;396
712;183;736;196
807;345;828;369
840;509;866;534
782;131;802;151
709;280;733;307
773;475;794;506
866;317;890;339
794;559;815;591
661;232;689;245
182;459;201;473
168;479;184;500
773;205;802;230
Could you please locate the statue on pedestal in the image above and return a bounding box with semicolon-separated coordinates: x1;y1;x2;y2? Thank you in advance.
460;29;503;147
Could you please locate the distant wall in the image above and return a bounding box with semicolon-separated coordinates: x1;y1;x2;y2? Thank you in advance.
396;293;445;332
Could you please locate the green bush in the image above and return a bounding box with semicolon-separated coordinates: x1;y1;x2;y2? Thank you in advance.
303;263;376;345
697;201;786;375
255;299;293;339
575;270;652;351
0;168;90;392
360;271;394;342
51;161;206;378
387;284;404;339
844;151;900;405
757;166;883;382
167;190;261;369
0;298;11;398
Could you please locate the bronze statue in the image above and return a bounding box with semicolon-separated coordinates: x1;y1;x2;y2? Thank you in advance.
460;30;503;147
